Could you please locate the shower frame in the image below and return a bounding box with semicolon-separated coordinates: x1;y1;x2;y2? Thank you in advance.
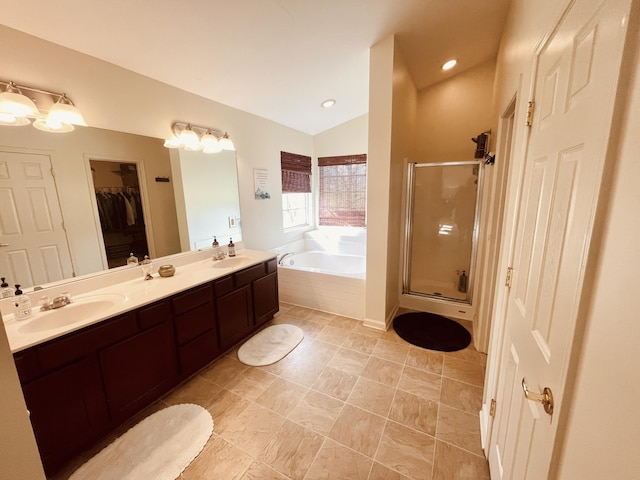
402;160;485;305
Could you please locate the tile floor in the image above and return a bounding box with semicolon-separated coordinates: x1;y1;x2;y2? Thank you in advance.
53;303;489;480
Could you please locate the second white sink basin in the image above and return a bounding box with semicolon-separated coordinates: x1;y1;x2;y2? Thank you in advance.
17;293;127;334
211;256;253;269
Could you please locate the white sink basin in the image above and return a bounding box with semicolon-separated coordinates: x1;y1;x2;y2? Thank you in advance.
211;256;253;269
17;293;127;334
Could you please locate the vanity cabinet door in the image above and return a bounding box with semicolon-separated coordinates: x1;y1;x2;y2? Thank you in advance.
216;284;253;350
99;301;177;422
172;284;219;378
253;271;279;327
21;356;108;475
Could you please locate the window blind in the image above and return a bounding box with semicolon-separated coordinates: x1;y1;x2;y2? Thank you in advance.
318;154;367;227
281;151;312;193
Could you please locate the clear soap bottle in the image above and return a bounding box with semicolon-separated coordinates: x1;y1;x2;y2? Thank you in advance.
127;253;139;266
1;277;12;298
141;255;153;280
13;285;32;320
228;238;236;257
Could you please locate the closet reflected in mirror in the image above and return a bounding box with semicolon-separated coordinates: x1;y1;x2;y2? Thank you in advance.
91;161;149;268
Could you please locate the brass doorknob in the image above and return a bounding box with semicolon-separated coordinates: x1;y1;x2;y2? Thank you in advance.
522;377;554;415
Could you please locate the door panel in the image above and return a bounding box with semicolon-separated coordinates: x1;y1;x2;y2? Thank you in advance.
488;0;632;477
0;150;73;287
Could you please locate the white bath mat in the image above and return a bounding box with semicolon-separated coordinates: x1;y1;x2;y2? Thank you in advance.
69;403;213;480
237;324;304;366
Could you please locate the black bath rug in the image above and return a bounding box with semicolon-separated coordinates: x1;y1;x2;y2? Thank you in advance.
392;312;471;352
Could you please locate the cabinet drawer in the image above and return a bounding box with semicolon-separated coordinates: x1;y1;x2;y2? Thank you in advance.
266;258;277;274
214;275;234;298
234;263;265;287
36;312;137;375
138;300;171;331
171;284;213;316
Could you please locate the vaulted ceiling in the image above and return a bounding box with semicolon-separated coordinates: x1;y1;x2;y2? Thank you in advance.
0;0;511;134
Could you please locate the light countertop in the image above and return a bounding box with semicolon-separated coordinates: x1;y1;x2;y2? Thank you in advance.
3;249;276;353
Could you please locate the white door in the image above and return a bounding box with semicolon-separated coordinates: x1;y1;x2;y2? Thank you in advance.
488;0;632;478
0;150;74;288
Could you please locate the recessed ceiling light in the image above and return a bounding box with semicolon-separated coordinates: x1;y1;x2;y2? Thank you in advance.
321;99;336;109
442;59;457;71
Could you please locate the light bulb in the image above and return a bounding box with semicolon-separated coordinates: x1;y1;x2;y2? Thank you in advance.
201;131;221;153
178;127;201;151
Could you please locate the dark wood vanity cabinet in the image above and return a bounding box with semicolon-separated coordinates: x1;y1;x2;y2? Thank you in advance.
14;309;142;474
13;257;278;475
215;258;280;349
99;300;178;423
216;282;254;350
20;356;108;474
253;259;279;327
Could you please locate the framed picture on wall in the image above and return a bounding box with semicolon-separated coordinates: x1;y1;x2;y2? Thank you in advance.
254;168;270;199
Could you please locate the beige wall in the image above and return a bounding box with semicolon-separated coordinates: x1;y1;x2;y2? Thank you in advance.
313;114;369;158
415;60;497;163
387;43;417;319
365;36;394;329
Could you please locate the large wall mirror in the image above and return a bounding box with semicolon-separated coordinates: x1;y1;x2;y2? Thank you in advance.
0;124;241;289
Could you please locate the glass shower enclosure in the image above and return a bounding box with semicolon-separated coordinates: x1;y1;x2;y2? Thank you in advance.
403;161;483;304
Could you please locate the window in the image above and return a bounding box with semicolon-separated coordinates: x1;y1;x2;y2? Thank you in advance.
282;192;311;229
281;151;312;229
318;154;367;227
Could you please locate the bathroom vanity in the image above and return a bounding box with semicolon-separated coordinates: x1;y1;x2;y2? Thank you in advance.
4;250;278;475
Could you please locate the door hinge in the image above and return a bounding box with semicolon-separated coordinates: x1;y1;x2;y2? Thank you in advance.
50;167;56;177
505;267;514;288
525;101;535;127
490;398;497;417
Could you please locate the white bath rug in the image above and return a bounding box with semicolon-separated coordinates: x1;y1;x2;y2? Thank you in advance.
237;324;304;366
69;403;213;480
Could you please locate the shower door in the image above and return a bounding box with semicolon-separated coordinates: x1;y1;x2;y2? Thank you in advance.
403;161;483;304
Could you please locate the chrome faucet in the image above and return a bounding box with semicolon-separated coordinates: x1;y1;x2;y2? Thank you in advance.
278;252;295;265
40;293;72;311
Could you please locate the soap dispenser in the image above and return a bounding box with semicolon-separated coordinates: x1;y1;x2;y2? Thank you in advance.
228;238;236;257
458;270;468;293
1;277;12;298
127;253;139;266
13;285;32;320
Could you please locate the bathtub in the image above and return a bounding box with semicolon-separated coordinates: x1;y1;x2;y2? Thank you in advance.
277;249;366;319
279;251;365;278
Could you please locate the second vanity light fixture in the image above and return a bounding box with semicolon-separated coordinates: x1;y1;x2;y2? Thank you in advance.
0;79;87;132
164;122;235;153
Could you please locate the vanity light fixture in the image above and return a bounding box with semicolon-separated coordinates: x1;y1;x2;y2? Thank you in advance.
164;122;235;153
0;79;87;132
441;59;457;71
218;132;235;151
